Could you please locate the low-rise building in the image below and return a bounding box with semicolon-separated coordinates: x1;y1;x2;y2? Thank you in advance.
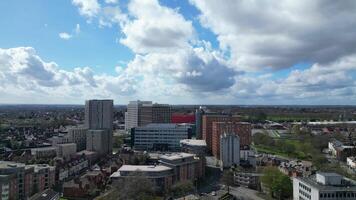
31;147;57;159
57;158;89;181
159;152;203;182
278;160;312;177
110;165;174;191
57;143;77;160
234;172;262;190
180;139;207;156
180;139;207;176
131;123;192;151
68;127;88;151
293;172;356;200
328;139;355;161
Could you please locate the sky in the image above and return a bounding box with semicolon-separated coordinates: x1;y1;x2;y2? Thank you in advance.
0;0;356;105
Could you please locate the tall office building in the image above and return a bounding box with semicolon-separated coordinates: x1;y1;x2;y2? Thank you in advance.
125;100;171;130
86;129;110;155
212;122;251;158
195;107;204;139
85;99;113;155
85;99;113;130
202;115;241;152
220;133;240;168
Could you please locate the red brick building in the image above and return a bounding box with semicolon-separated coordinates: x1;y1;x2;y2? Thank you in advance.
211;122;252;158
202;115;241;152
171;114;196;123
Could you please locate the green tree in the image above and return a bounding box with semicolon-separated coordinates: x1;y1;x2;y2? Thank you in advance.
221;170;234;194
261;167;292;199
170;181;194;197
111;172;156;200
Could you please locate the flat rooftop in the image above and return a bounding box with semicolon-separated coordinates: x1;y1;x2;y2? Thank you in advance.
160;152;195;160
118;165;172;172
0;161;26;169
180;139;207;147
296;175;356;192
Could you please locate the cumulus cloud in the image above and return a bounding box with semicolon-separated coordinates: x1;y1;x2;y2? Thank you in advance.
72;0;100;19
119;0;194;53
190;0;356;71
0;47;138;103
38;0;356;104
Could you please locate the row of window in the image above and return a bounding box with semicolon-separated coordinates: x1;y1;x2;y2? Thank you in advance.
320;192;356;198
299;182;311;193
299;189;311;200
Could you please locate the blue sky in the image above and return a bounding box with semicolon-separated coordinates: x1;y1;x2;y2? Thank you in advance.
0;0;355;105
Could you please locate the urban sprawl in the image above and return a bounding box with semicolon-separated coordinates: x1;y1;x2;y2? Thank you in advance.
0;101;356;200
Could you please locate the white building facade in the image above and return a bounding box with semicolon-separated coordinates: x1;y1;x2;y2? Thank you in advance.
293;172;356;200
220;133;240;168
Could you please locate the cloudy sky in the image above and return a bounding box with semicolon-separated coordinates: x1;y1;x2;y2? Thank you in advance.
0;0;356;105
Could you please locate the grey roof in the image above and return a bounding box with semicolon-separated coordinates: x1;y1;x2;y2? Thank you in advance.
296;175;356;192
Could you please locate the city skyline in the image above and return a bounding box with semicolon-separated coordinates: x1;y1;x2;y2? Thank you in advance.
1;0;356;105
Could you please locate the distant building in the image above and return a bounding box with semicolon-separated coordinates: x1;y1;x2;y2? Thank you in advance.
202;115;241;152
220;133;240;168
328;139;355;161
125;100;171;130
278;160;312;178
57;143;77;160
110;165;174;191
85;99;113;130
131;123;192;151
68;127;87;151
171;114;196;124
31;147;57;159
85;99;113;155
159;152;203;182
195;106;206;139
86;129;111;156
212;122;251;159
293;172;356;200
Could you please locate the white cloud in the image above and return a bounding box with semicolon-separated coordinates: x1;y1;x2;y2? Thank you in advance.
105;0;118;4
190;0;356;71
59;24;81;40
119;0;194;54
59;32;72;40
72;0;100;19
75;24;81;34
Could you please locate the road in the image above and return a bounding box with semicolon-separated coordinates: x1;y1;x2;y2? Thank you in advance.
229;186;265;200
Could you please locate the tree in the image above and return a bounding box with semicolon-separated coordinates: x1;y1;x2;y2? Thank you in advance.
170;181;194;197
261;167;292;199
111;171;156;200
221;170;234;194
